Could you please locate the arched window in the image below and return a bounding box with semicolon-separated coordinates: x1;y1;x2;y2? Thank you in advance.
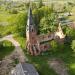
44;45;47;49
32;37;34;39
48;35;51;38
32;29;34;32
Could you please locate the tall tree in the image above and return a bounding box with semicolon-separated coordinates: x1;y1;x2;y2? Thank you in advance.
38;0;43;8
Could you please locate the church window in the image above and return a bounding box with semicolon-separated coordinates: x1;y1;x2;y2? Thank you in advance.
34;40;36;43
32;29;34;32
48;35;51;38
44;45;47;49
32;37;34;39
42;36;44;39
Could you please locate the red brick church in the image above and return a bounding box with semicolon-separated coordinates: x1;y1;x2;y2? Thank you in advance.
26;7;65;56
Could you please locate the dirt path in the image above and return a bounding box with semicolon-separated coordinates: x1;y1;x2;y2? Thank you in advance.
0;35;28;75
48;58;69;75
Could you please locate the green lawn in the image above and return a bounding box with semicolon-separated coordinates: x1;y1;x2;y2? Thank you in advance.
0;40;15;60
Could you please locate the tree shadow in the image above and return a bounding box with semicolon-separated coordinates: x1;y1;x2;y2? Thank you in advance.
0;46;14;60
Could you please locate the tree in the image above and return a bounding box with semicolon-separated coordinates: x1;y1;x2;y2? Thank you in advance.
39;17;49;34
9;9;18;14
71;40;75;52
50;40;58;51
38;0;43;8
33;6;58;34
7;12;27;37
39;12;58;34
14;12;27;37
63;5;67;13
66;27;75;39
63;2;73;15
0;42;3;48
33;6;53;34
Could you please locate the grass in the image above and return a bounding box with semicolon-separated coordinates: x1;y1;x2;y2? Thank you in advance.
0;40;15;60
69;6;75;21
26;53;58;75
0;12;17;22
0;11;19;37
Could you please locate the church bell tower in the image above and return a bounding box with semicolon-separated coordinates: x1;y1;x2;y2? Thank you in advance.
26;7;40;55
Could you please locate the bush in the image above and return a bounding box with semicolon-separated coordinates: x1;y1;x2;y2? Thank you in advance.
9;9;18;14
33;6;57;34
71;40;75;52
0;40;15;60
50;40;58;51
66;27;75;39
13;34;26;49
13;12;27;37
2;40;13;47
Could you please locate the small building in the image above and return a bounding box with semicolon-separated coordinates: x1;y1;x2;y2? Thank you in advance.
11;63;39;75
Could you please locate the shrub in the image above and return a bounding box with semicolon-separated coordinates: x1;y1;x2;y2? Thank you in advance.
50;40;58;51
13;12;27;37
0;40;15;60
71;40;75;52
33;6;57;34
66;27;75;39
9;9;18;14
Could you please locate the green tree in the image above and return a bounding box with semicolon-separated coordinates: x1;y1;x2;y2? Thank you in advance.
38;0;43;8
9;9;18;14
71;40;75;52
0;42;3;48
63;2;73;15
66;27;75;39
33;6;57;34
39;13;58;34
14;12;27;37
50;40;58;51
33;6;52;33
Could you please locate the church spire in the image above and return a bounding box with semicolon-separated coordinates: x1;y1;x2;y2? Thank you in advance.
27;7;34;25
